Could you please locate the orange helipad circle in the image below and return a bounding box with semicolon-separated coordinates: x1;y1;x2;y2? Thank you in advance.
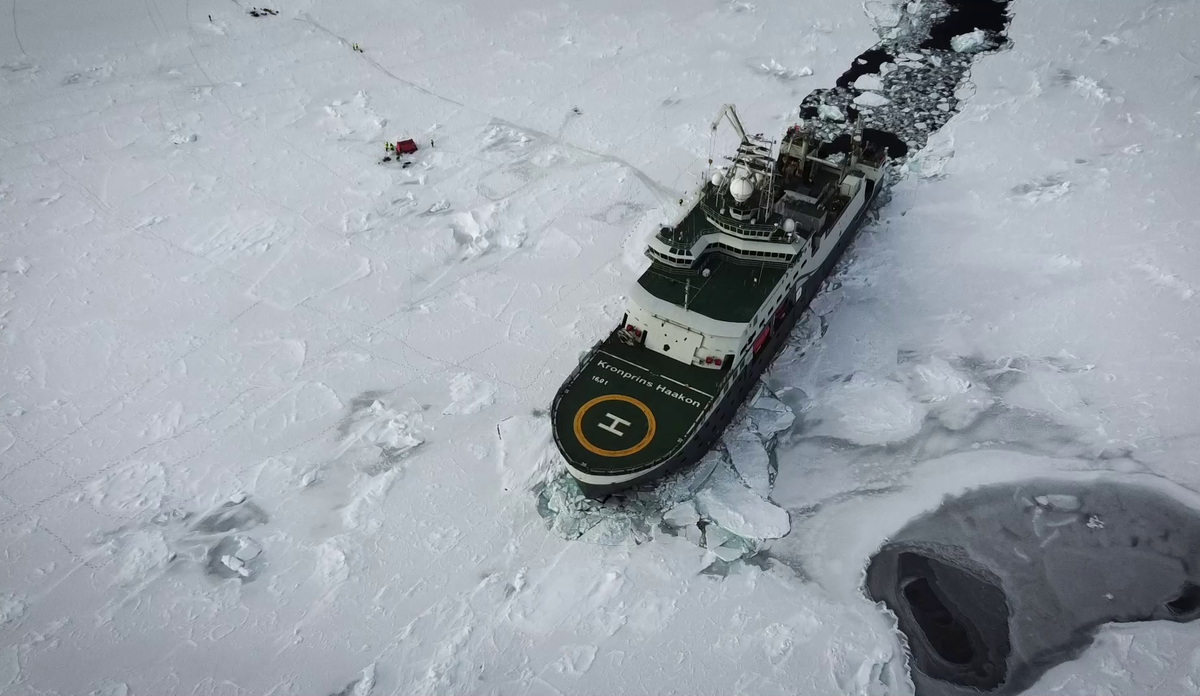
573;394;657;458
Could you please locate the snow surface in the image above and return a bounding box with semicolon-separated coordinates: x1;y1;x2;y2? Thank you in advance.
1;0;1199;693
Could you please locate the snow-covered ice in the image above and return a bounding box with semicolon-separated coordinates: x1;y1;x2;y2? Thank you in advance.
1;0;1199;693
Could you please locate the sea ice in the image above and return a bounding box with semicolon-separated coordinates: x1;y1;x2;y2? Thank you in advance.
853;74;885;91
853;91;892;107
723;427;772;497
817;104;846;122
662;500;700;528
951;29;992;53
695;463;790;540
747;386;796;440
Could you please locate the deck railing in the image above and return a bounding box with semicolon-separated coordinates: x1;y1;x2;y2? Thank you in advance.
699;201;788;241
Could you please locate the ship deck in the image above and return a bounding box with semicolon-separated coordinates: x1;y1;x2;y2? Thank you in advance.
551;329;725;476
637;253;788;324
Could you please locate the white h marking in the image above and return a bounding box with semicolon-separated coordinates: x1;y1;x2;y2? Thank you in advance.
597;413;632;437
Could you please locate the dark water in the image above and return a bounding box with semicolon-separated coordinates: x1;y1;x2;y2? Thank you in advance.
922;0;1012;51
865;480;1200;696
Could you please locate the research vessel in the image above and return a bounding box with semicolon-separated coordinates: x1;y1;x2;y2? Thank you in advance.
551;105;888;496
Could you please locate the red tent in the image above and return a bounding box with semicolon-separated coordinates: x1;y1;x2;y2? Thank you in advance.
396;139;418;154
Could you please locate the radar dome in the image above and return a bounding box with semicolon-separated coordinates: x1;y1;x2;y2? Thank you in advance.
729;176;754;203
783;218;796;233
710;170;726;188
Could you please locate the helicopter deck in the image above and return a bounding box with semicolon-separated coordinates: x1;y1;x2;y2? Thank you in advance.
551;329;724;477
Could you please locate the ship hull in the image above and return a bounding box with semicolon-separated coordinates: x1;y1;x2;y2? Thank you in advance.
562;177;883;498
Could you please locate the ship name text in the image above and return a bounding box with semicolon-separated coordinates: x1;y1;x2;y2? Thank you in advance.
596;360;702;408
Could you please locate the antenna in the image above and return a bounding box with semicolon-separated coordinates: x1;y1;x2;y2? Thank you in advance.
684;278;691;311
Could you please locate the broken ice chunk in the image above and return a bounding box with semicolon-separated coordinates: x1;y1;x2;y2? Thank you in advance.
206;535;265;581
853;74;885;91
695;463;790;539
748;387;795;439
234;538;263;562
663;500;700;528
723;430;771;498
659;449;724;503
863;1;902;27
951;29;992;54
853;92;891;108
706;524;735;549
579;516;638;546
710;538;749;563
221;554;252;577
817;104;845;122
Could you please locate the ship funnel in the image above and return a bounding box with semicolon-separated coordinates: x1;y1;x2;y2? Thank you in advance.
729;175;754;203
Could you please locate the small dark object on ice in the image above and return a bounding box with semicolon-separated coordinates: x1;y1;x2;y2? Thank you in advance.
571;106;582;115
402;161;412;169
208;14;212;21
381;156;392;163
248;9;260;16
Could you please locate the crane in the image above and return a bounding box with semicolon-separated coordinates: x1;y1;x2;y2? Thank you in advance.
711;103;749;144
707;103;750;185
